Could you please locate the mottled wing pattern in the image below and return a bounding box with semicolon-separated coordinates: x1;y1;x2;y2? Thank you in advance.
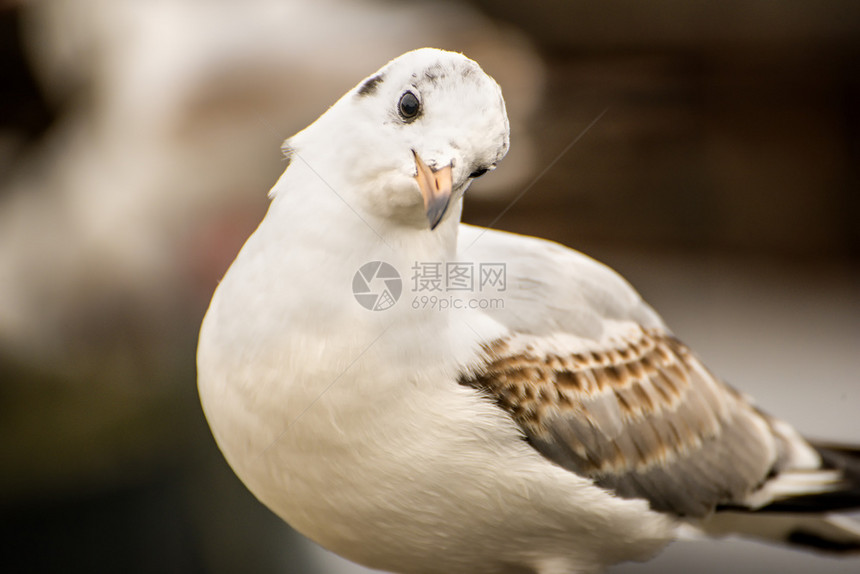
459;324;785;517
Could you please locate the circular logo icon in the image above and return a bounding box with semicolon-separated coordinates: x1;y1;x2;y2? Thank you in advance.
352;261;402;311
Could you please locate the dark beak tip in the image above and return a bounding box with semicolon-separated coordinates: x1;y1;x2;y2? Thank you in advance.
427;205;447;230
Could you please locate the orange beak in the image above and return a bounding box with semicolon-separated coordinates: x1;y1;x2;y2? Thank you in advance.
413;151;453;230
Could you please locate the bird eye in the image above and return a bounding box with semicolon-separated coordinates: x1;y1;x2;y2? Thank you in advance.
398;91;420;121
469;167;489;178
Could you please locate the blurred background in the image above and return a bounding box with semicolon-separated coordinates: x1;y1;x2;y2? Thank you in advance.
1;0;858;572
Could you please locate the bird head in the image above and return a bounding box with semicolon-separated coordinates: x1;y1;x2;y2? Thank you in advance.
281;48;510;232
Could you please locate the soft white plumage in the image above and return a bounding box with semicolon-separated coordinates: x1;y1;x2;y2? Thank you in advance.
198;48;860;573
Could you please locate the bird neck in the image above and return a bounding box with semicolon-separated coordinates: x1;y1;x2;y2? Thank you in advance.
267;159;462;267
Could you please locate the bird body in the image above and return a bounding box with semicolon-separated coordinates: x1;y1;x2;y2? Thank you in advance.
199;220;676;573
198;48;860;573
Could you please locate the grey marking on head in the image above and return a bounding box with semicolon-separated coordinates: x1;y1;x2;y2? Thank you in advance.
423;64;446;85
461;62;478;78
357;74;385;97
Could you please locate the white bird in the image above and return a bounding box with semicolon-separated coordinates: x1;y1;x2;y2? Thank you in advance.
197;48;860;573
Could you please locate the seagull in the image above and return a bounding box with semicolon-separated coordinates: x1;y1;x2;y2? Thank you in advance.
197;48;860;573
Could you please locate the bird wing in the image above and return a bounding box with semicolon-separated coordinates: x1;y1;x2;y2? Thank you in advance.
457;225;841;518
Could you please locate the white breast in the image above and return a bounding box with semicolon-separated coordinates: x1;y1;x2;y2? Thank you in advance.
199;290;674;574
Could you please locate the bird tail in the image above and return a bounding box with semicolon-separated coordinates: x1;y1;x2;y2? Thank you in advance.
701;442;860;554
700;512;860;554
761;443;860;513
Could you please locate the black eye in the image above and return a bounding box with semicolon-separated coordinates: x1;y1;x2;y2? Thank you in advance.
398;91;420;120
469;167;489;179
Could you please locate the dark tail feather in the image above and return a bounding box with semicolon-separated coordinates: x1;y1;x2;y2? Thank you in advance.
752;442;860;514
703;513;860;555
813;442;860;482
705;442;860;554
787;523;860;553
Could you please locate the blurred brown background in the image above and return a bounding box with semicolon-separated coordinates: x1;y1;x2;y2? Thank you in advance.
1;1;858;573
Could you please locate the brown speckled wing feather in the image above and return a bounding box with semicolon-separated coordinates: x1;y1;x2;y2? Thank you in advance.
459;326;780;517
